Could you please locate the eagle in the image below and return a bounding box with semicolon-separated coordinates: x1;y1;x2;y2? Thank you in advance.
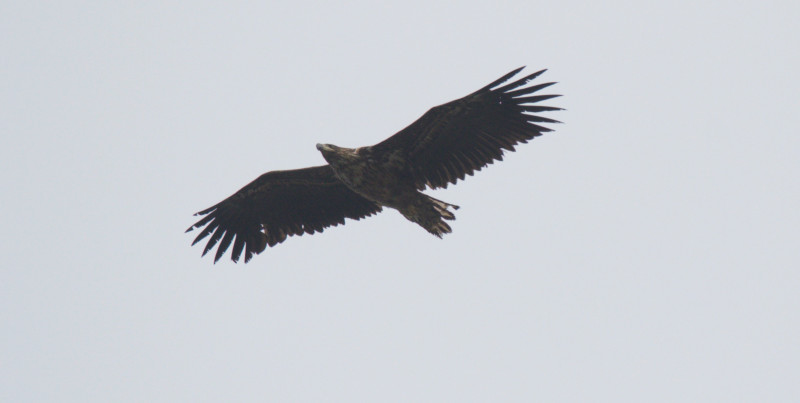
187;67;562;263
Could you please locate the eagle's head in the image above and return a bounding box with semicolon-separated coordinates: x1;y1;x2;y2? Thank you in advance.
316;143;358;166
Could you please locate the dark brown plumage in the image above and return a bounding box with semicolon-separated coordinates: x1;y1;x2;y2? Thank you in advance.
187;67;562;263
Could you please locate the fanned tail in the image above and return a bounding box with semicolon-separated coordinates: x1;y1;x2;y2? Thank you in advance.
400;194;459;237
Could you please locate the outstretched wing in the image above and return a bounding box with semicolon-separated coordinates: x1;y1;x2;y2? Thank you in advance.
186;165;382;263
371;67;562;190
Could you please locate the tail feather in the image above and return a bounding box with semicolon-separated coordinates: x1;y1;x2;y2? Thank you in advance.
429;196;457;221
399;195;459;237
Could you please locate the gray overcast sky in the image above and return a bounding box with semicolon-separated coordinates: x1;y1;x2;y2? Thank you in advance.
2;1;799;401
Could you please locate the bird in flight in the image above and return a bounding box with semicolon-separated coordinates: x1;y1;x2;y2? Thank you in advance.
187;67;562;263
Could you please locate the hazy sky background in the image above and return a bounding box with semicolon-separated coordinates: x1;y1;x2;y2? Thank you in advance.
2;1;799;401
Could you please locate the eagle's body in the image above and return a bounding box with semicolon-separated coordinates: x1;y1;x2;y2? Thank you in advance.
317;143;458;236
187;67;562;263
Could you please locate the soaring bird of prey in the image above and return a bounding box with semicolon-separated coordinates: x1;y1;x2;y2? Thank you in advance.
187;67;562;263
